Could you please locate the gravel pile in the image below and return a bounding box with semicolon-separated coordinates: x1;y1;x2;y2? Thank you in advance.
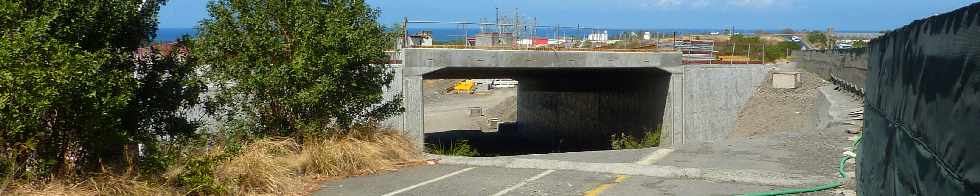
732;71;831;137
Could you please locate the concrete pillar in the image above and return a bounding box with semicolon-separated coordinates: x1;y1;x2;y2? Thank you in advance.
660;71;685;147
400;66;440;149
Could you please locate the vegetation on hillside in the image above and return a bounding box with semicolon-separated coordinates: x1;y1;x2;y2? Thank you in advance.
0;0;200;179
1;0;416;195
806;31;829;49
197;0;402;139
853;40;868;48
716;35;800;63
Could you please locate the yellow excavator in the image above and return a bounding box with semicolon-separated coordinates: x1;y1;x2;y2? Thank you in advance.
447;80;476;94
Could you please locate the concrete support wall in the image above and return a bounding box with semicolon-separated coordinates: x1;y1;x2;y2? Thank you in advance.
660;65;771;146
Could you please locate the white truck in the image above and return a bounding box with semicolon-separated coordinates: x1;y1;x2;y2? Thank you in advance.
491;79;519;89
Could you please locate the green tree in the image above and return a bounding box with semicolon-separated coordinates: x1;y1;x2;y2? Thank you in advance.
125;36;206;174
852;40;868;48
806;31;828;48
718;35;799;63
764;41;801;62
0;0;201;178
197;0;402;139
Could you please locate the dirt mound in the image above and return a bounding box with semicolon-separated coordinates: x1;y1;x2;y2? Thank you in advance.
422;79;460;104
486;96;517;122
732;71;830;137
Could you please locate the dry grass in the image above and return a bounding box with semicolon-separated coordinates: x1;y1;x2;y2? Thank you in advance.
302;127;420;176
4;126;421;195
215;138;305;194
5;175;180;196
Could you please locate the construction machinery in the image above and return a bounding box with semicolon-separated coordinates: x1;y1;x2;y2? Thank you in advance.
447;80;477;94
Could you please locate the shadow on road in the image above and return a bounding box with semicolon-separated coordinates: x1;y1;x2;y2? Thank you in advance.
424;124;618;156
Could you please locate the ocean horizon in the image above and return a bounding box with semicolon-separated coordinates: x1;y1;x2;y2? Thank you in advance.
153;27;882;43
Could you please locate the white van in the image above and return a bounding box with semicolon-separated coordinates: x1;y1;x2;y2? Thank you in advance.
491;79;519;88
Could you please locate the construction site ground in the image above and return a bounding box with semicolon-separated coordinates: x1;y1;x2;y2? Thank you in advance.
317;64;862;195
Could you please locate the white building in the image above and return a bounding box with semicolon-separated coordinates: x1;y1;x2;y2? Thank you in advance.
586;31;609;42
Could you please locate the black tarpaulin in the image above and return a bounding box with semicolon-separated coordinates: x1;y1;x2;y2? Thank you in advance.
860;2;980;195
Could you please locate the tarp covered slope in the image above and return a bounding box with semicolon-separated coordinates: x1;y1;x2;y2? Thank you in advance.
860;3;980;195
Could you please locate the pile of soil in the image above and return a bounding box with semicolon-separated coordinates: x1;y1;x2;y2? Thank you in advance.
485;96;517;122
732;71;830;137
422;79;460;104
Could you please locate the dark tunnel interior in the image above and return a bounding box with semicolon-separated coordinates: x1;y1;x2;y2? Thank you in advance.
423;67;671;156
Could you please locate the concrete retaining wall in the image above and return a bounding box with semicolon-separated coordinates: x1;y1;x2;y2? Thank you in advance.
660;65;771;146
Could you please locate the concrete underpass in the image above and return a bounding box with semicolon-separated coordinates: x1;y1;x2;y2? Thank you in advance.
422;67;671;152
325;56;864;195
385;48;771;152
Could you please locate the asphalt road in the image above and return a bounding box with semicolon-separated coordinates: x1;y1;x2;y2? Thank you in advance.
316;150;788;196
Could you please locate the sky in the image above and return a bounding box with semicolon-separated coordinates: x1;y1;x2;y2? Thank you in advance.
159;0;978;31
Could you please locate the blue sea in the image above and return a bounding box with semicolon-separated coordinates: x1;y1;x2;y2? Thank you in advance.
409;28;751;41
152;27;762;43
154;27;880;43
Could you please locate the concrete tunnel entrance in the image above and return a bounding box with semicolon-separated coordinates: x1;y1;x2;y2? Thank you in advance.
422;67;671;155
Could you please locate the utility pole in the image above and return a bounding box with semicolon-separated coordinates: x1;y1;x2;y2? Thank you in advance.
555;24;560;48
514;8;520;48
496;8;500;47
672;32;677;49
402;17;408;49
711;40;716;64
731;42;736;64
731;25;736;64
762;41;766;64
747;44;752;63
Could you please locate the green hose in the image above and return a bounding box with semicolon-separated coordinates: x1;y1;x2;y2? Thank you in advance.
736;133;863;196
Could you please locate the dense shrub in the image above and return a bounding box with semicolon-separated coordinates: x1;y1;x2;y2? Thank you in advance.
196;0;402;139
610;129;661;150
717;35;800;63
2;0;408;194
0;0;201;179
